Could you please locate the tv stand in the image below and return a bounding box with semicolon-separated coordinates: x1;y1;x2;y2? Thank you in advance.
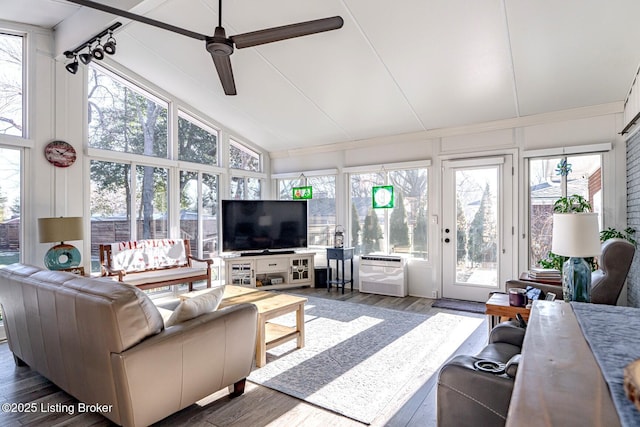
224;252;314;290
240;249;295;257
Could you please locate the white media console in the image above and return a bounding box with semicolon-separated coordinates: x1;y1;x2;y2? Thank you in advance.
223;251;315;290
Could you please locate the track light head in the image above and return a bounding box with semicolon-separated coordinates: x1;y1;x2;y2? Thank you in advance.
65;58;79;74
78;52;92;65
103;37;116;55
92;45;104;60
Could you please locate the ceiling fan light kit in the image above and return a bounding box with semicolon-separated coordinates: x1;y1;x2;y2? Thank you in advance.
64;0;344;95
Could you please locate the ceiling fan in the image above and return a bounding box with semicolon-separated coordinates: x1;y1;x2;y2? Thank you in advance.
65;0;344;95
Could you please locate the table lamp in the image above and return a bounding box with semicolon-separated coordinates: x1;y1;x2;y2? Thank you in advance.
551;212;602;302
38;217;83;270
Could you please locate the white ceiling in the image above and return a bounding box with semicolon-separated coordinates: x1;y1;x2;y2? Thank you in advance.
4;0;640;153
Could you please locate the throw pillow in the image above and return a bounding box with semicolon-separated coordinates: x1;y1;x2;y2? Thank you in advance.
165;286;225;327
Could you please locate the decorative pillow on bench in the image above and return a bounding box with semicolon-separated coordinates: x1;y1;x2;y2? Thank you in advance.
165;286;226;327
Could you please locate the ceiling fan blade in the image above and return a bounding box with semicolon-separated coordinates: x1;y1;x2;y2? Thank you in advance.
65;0;209;41
231;16;344;49
211;54;237;96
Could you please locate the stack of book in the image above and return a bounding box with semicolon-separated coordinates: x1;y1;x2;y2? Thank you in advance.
529;268;562;280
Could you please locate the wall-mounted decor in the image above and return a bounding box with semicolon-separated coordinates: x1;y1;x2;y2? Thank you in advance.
372;185;394;209
44;140;77;168
293;186;313;200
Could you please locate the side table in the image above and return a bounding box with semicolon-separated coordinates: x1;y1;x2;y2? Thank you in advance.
326;247;354;294
485;292;530;332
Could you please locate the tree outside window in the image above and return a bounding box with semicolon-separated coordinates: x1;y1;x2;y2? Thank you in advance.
0;33;23;137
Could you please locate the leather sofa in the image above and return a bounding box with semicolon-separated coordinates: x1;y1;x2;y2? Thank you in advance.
0;263;257;427
437;321;526;427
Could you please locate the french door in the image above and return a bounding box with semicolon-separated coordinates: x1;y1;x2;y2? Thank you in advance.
442;156;514;302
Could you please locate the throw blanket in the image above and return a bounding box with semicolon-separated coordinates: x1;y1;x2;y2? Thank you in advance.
110;239;187;272
572;302;640;427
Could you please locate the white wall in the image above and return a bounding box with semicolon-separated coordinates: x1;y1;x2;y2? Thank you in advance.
271;106;627;298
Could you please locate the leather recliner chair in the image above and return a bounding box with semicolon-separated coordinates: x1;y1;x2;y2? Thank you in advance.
506;238;635;304
437;321;526;427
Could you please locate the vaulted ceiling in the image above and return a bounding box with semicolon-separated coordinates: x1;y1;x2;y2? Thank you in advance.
3;0;640;153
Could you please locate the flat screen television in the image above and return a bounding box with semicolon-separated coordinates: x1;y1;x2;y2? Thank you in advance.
221;200;308;254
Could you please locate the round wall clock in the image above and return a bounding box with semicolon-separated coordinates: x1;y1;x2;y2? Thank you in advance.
44;140;77;168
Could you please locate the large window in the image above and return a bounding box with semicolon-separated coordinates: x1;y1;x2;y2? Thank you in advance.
180;171;219;257
350;166;428;258
528;154;602;267
178;112;218;165
278;174;336;247
88;65;168;158
0;33;23;137
90;161;169;272
0;148;21;265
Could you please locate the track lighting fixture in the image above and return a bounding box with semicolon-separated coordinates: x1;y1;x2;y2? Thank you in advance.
103;31;116;55
92;40;105;60
78;50;92;65
63;22;121;74
65;56;79;74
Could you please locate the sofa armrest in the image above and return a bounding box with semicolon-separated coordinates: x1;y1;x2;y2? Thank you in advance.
489;321;526;347
110;303;258;427
437;354;515;427
188;255;213;265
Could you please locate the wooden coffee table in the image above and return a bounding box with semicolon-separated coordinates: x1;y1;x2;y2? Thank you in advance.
485;292;530;331
182;285;307;368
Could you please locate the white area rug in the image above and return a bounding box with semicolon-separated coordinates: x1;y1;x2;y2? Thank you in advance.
247;295;484;424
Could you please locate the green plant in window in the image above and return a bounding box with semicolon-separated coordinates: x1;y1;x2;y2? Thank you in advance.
552;194;592;213
600;227;636;246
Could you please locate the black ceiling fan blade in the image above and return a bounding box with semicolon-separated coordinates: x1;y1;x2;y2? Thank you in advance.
65;0;209;41
211;54;237;96
230;16;344;49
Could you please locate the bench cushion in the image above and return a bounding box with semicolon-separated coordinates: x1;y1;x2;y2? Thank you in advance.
110;239;188;272
117;267;208;286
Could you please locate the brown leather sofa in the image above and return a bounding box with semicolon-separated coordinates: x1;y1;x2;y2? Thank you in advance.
0;263;257;427
507;238;635;304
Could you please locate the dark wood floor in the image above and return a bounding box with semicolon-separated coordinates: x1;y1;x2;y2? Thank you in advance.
0;287;488;427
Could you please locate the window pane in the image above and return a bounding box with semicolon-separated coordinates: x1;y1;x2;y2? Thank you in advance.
136;165;168;239
178;113;218;165
0;148;21;266
0;33;23;137
308;176;336;247
350;172;385;255
90;160;132;273
231;176;261;200
389;169;428;259
529;154;602;267
202;173;219;257
278;178;303;200
87;66;168;157
180;171;219;258
229;140;260;171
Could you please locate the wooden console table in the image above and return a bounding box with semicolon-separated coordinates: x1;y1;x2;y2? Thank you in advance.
506;300;620;426
485;292;530;331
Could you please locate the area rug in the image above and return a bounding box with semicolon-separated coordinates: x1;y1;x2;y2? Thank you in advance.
247;295;484;424
432;298;485;314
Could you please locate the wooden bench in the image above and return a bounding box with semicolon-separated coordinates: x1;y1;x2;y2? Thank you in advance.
99;239;212;291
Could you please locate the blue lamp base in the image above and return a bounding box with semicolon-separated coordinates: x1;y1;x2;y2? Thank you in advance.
44;243;81;270
562;256;591;302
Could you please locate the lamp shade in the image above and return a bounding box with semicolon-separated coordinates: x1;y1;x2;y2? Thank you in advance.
38;217;83;243
551;213;602;257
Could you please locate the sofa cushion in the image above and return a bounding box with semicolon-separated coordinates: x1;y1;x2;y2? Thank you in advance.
165;286;225;327
110;239;188;273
